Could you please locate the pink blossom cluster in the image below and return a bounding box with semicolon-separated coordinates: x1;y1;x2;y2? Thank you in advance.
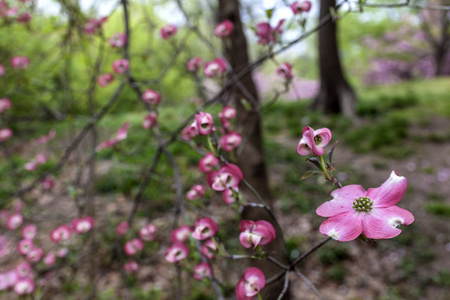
84;16;108;35
290;1;312;14
255;19;284;45
160;24;177;40
214;20;234;38
0;0;33;25
109;33;127;48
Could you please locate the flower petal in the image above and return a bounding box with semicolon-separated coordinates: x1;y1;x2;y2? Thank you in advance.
313;128;332;148
367;171;407;208
319;211;363;242
316;185;366;217
297;139;312;156
362;206;414;239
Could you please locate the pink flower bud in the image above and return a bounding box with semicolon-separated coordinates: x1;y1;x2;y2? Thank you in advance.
115;221;129;236
276;62;293;80
218;105;236;121
165;242;189;263
297;126;332;156
219;131;242;152
192;217;219;240
160;24;177;40
239;220;276;249
0;64;5;76
139;224;157;241
71;216;94;233
223;187;239;204
200;239;217;259
98;73;115;87
255;19;284;45
14;278;35;295
142;89;161;105
41;177;55;191
207;163;243;192
22;224;37;240
0;128;13;142
195;111;215;135
112;59;129;74
10;56;29;69
143;112;158;129
26;247;43;262
56;247;68;258
291;1;312;14
43;251;56;266
214;20;234;38
0;98;11;113
116;122;130;141
181;122;198;140
170;224;192;243
204;58;227;77
193;262;212;280
109;33;127;48
186;57;203;72
7;213;23;230
50;225;71;243
235;267;266;300
123;260;139;274
198;153;219;173
124;238;144;256
186;184;205;201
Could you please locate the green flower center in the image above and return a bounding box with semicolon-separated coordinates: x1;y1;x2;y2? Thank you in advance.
314;135;322;145
353;196;373;212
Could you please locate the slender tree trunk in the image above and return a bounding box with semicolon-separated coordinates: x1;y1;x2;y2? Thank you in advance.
218;0;290;298
311;0;357;117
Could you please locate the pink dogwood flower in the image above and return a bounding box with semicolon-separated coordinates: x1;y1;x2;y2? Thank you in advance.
0;128;13;142
219;131;242;152
15;261;32;278
50;225;71;243
142;89;161;105
14;278;35;295
41;177;55;191
171;224;192;243
239;220;276;249
26;247;43;262
192;217;219;240
115;221;129;236
200;239;217;259
195;111;215;135
32;129;56;145
71;216;94;233
17;239;33;255
43;251;56;266
6;213;23;230
215;20;234;37
290;1;312;14
317;171;414;242
139;224;157;241
297;126;332;156
204;58;227;77
198;153;219;173
186;57;203;72
84;17;108;34
10;56;29;69
124;238;144;256
109;33;127;48
255;19;284;45
96;122;130;152
223;187;239;204
218;105;236;128
181;122;198;140
22;224;37;240
193;262;212;280
112;59;129;74
97;73;115;87
186;184;205;201
207;163;243;192
165;242;189;263
276;62;293;80
0;98;11;113
235;267;266;300
0;64;5;76
160;24;177;39
123;260;139;274
143;112;158;129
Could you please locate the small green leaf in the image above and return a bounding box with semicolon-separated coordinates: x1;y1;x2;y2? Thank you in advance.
301;171;320;180
266;8;274;19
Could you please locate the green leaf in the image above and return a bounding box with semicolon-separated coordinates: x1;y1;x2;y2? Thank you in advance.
266;8;274;19
301;171;321;180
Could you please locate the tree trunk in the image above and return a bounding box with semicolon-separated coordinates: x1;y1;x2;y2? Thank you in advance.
218;0;290;298
311;0;357;117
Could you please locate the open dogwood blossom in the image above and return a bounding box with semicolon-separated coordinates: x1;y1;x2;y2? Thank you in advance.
0;128;13;142
207;163;243;191
235;267;266;300
50;225;71;243
297;126;332;156
22;224;37;240
115;221;129;236
215;20;234;37
14;278;35;295
124;238;144;256
195;111;215;135
204;58;227;77
71;216;94;233
139;224;157;241
26;247;43;262
239;220;276;249
142;89;161;105
43;251;56;266
186;184;205;201
192;217;219;240
112;59;129;74
165;242;189;263
160;24;177;39
10;56;29;69
143;112;158;129
219;131;242;152
171;224;192;243
181;122;198;140
6;213;23;230
17;239;33;255
15;261;31;278
198;153;219;173
193;262;212;280
186;57;203;72
218;105;236;128
97;73;115;87
109;32;127;48
276;62;293;80
290;1;312;14
317;171;414;241
255;20;284;45
0;98;11;113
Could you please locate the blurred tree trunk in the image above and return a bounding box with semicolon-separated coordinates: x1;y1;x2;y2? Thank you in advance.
218;0;290;298
311;0;357;117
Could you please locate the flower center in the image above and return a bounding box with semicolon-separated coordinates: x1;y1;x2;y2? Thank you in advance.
353;196;373;212
314;135;322;145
